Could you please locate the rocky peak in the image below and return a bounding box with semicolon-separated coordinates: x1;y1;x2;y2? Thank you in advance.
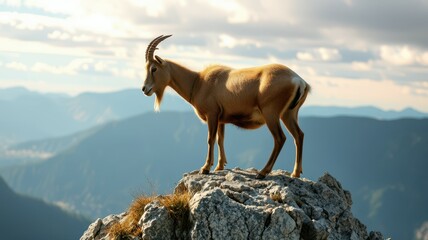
81;168;386;240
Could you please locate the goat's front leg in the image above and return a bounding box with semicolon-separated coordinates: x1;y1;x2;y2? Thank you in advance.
200;116;218;174
214;123;227;171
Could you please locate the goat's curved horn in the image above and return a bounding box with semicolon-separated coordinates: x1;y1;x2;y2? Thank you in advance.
145;35;172;62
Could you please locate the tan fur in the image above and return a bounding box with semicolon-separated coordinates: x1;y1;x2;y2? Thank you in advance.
143;38;310;178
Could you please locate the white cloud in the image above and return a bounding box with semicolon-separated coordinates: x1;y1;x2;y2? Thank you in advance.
68;58;93;71
351;61;373;71
31;62;68;74
94;61;112;72
48;30;70;40
218;34;260;49
129;0;167;17
0;12;56;31
30;58;94;75
0;79;120;96
296;52;315;61
68;14;127;39
308;76;428;111
418;52;428;66
379;45;428;66
1;0;428;112
410;81;428;96
0;0;22;7
0;11;133;56
218;34;238;49
318;48;341;61
380;45;416;66
5;61;28;71
207;0;253;23
297;48;341;62
25;0;81;15
110;67;138;79
8;58;140;80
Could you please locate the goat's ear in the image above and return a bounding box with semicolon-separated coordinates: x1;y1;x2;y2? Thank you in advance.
155;55;166;65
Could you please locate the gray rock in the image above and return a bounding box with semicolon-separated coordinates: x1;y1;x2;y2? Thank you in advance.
367;231;385;240
82;169;386;240
80;218;102;240
80;213;125;240
139;200;174;240
262;207;300;240
191;188;243;239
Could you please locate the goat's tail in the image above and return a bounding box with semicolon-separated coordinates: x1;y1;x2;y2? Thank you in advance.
289;81;311;110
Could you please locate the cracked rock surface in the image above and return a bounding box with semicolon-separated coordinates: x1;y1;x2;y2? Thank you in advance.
81;168;385;240
80;213;125;240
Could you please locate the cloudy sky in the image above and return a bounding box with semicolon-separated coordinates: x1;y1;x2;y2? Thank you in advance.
0;0;427;111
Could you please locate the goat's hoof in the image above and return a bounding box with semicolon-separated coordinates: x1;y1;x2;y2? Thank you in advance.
200;169;210;175
290;172;301;178
255;173;266;180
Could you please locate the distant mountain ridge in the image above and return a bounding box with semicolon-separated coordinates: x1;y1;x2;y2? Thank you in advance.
0;87;426;145
0;175;90;240
301;105;428;119
0;87;190;144
2;86;426;167
1;112;427;239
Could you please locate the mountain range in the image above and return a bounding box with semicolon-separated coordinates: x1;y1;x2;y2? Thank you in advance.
0;175;89;240
1;111;427;240
0;87;190;145
1;86;427;168
1;86;426;146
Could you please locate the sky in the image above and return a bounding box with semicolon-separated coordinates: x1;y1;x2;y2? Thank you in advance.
0;0;428;111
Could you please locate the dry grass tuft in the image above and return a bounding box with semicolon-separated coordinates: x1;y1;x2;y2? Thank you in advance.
108;195;154;239
108;191;191;239
160;191;192;232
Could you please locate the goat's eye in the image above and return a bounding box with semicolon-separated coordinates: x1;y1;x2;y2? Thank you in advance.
151;67;157;73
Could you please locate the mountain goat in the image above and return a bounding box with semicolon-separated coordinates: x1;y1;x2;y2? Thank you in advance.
142;35;310;179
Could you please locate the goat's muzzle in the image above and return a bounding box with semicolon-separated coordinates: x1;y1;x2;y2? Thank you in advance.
142;86;153;96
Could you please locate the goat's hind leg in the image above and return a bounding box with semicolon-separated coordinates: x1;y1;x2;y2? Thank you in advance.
281;110;304;178
256;111;286;179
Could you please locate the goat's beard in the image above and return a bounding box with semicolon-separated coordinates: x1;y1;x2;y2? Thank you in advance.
154;87;165;112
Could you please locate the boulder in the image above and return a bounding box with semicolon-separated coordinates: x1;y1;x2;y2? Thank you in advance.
81;168;386;240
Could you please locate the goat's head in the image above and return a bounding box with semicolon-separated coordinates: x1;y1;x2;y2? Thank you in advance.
142;35;172;99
